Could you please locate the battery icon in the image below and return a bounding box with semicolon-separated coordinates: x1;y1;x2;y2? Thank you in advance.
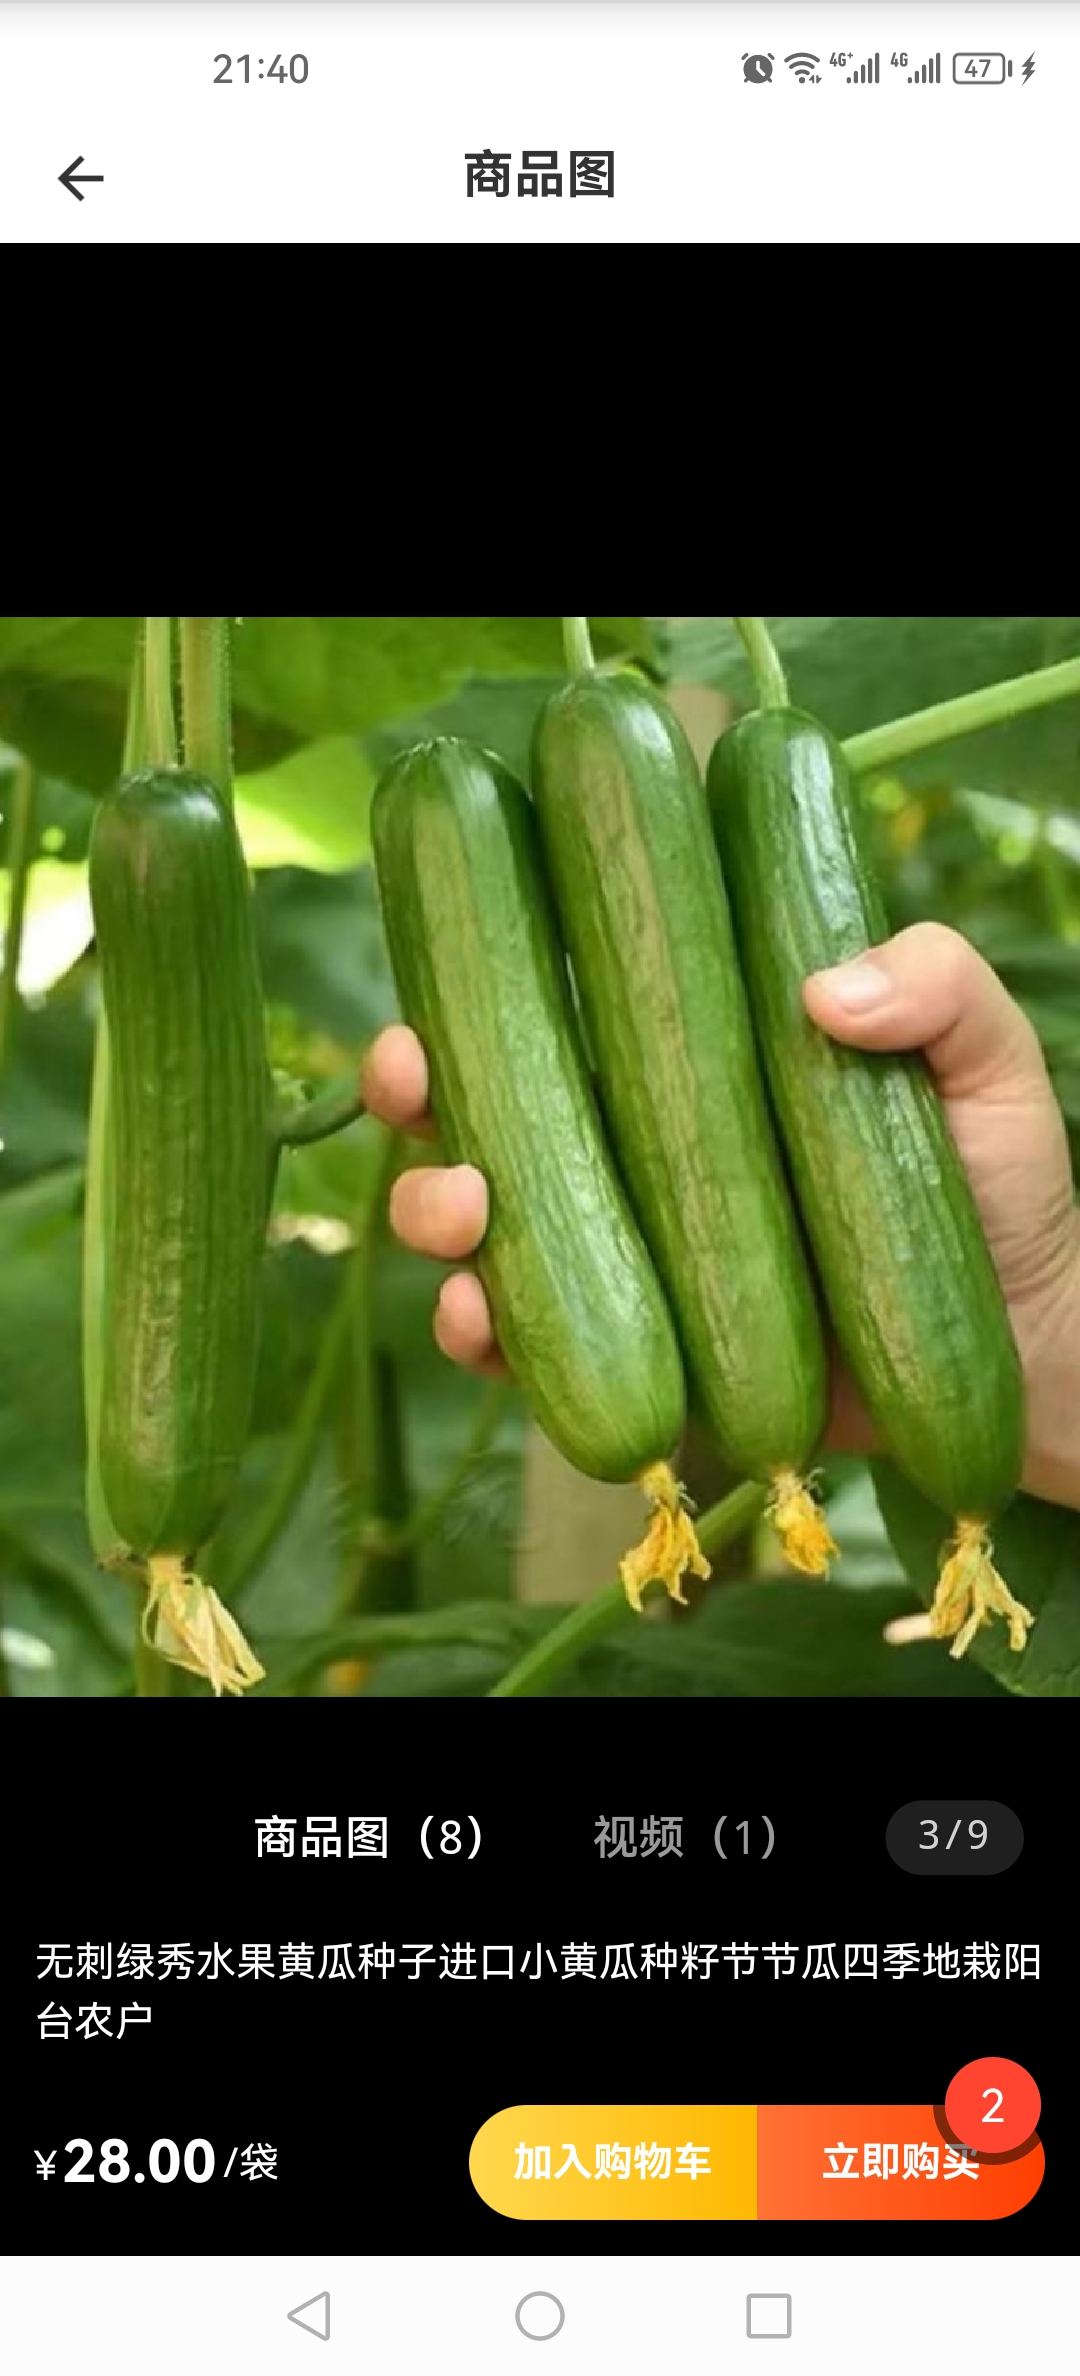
952;52;1008;82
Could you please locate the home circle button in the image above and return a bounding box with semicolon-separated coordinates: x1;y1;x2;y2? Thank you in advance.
515;2294;566;2340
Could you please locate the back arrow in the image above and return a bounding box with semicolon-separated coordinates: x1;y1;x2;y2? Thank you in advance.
59;156;104;200
287;2291;330;2342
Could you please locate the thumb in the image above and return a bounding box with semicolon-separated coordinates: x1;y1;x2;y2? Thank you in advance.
802;923;1048;1103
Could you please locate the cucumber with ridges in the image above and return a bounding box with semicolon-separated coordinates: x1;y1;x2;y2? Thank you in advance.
372;738;708;1605
372;738;685;1479
708;705;1030;1656
89;766;270;1692
531;671;832;1571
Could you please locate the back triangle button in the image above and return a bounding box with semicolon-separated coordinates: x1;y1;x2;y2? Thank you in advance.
287;2291;330;2341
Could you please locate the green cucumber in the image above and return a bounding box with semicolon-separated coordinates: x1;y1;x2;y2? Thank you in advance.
708;706;1028;1652
89;768;271;1564
531;672;829;1546
371;737;686;1491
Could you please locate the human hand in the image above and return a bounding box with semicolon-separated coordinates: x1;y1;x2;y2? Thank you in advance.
362;926;1080;1509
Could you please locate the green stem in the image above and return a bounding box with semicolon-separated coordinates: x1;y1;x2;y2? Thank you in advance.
134;1623;173;1697
363;1368;417;1606
328;1170;385;1629
324;1133;402;1622
228;1263;360;1598
122;628;146;773
345;1352;416;1614
179;618;233;805
842;654;1080;777
563;616;596;675
143;618;177;768
0;757;37;1085
367;1381;511;1559
272;1073;366;1148
487;1476;767;1700
262;1603;544;1692
227;1135;396;1600
733;617;788;709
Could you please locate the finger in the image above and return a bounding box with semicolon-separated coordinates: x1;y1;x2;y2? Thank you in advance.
389;1164;489;1261
434;1271;508;1377
802;922;1048;1102
360;1024;435;1137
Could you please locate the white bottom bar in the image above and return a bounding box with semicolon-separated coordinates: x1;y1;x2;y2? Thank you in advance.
2;2256;1073;2373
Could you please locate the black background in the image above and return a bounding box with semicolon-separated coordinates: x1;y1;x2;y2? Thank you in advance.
8;1698;1061;2256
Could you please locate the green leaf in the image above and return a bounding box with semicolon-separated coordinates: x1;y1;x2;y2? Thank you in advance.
654;617;1080;804
367;675;561;784
0;1169;86;1517
254;864;396;1047
358;1643;528;1697
1;1563;125;1696
964;921;1080;1020
367;1234;525;1609
248;1240;343;1434
873;1457;1080;1695
0;1505;132;1697
400;1375;524;1610
235;737;376;871
365;631;654;791
0;984;94;1187
565;1583;1003;1698
0;618;648;796
272;1117;387;1234
0;618;289;793
2;859;94;1000
0;754;95;867
218;1441;344;1640
810;1457;908;1588
251;1577;1002;1699
230;617;645;739
232;1182;524;1623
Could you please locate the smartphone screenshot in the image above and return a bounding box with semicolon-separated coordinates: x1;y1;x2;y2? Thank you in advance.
1;3;1077;239
2;614;1075;2366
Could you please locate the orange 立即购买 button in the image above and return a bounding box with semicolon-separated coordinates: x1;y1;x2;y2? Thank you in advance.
756;2105;1043;2217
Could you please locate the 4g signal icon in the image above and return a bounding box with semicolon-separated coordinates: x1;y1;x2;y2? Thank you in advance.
891;48;942;81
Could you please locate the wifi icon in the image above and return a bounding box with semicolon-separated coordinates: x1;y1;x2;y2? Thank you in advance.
785;51;821;81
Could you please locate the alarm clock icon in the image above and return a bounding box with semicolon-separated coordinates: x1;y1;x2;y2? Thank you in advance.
742;53;774;81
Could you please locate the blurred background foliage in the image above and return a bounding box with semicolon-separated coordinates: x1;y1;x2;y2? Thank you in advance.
0;616;1077;1698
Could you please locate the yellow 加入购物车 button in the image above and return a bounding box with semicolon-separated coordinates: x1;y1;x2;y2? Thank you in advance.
469;2105;756;2219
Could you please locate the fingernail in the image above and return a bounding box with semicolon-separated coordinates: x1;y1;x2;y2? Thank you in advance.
816;958;891;1013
